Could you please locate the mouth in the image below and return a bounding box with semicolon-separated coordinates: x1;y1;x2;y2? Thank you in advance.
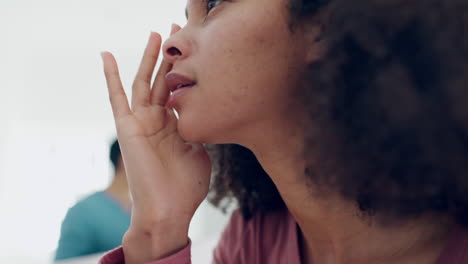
174;83;195;91
165;72;196;93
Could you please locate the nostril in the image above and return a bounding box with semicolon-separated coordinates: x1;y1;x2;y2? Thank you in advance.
167;47;182;56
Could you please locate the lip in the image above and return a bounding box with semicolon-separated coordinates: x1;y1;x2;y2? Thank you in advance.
165;72;196;108
165;72;196;93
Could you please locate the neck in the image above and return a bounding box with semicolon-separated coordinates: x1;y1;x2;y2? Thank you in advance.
244;121;452;264
105;170;131;211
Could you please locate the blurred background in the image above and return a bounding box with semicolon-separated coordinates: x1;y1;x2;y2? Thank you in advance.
0;0;230;263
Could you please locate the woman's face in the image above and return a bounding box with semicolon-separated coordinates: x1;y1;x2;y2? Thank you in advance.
163;0;308;144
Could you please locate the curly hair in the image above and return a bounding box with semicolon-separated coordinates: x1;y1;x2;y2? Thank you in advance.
208;0;468;225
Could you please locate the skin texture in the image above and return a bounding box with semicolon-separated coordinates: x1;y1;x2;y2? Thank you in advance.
101;0;456;263
102;28;212;263
162;0;308;145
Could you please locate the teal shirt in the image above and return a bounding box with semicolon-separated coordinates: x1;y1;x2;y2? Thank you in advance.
55;191;131;261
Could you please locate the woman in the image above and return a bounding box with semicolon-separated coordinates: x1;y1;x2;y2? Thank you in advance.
100;0;468;263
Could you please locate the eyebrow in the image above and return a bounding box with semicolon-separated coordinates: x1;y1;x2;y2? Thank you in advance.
185;7;189;19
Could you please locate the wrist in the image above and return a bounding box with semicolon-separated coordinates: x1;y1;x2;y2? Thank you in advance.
122;217;190;263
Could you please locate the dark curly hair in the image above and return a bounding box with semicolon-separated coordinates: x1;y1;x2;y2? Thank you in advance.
208;0;468;225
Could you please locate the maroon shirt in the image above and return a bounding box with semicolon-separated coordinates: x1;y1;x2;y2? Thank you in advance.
100;209;468;264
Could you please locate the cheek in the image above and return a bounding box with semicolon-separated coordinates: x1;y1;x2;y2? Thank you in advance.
178;8;302;141
200;19;294;95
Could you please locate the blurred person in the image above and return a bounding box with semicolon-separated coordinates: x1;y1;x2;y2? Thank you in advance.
100;0;468;263
55;139;131;261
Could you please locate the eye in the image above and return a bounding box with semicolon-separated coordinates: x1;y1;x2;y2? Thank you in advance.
207;0;223;12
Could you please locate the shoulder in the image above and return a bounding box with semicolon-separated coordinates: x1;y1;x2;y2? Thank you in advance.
223;208;291;239
213;209;298;263
64;192;106;220
437;226;468;264
72;191;107;209
78;191;108;205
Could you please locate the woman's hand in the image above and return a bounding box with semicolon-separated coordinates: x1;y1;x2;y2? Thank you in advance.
101;27;211;263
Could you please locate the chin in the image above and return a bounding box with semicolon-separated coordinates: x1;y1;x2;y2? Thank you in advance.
177;115;233;144
177;117;212;143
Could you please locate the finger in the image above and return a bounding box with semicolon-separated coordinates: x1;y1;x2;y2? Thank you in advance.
150;60;172;106
171;23;182;34
101;51;131;118
132;32;162;109
150;24;182;106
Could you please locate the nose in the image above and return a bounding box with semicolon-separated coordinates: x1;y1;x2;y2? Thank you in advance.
163;24;191;64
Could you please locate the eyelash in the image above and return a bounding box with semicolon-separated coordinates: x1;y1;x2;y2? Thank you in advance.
207;0;224;12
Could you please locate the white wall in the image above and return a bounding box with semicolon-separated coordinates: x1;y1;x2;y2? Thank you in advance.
0;1;230;263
